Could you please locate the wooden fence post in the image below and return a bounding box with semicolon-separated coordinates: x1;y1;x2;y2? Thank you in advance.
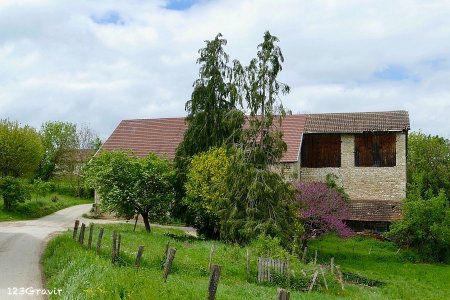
209;244;215;272
207;264;221;300
335;266;345;290
135;246;144;268
117;233;121;259
163;248;177;282
277;288;290;300
287;256;290;288
330;257;335;274
96;228;104;255
78;223;86;245
87;224;94;249
319;266;328;290
112;231;118;263
164;241;170;258
302;247;308;263
72;220;79;239
246;248;250;280
308;270;319;292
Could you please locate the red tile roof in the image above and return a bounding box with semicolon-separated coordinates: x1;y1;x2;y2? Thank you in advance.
101;111;409;163
101;115;306;162
347;200;403;221
304;110;410;133
101;118;187;160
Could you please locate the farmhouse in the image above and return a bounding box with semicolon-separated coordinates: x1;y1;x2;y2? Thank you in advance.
101;110;410;231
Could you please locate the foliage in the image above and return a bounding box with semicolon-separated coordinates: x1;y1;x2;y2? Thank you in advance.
0;176;31;211
177;33;244;158
218;32;301;249
184;147;230;238
38;121;78;180
407;132;450;200
174;33;244;220
84;151;175;232
294;181;353;246
32;179;52;199
235;30;290;168
91;137;103;151
0;119;44;177
325;173;349;201
250;234;289;259
220;149;302;248
385;192;450;262
0;194;92;221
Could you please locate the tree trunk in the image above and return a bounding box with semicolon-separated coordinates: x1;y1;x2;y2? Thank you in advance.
141;212;151;232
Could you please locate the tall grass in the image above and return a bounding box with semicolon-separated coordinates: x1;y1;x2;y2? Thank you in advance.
43;225;450;299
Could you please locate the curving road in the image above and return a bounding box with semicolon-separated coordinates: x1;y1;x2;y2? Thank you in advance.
0;204;196;300
0;204;92;300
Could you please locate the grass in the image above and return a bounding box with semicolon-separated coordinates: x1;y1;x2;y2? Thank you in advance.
0;194;93;221
308;235;450;299
42;225;450;300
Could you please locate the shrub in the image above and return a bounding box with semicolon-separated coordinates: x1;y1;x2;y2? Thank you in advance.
0;176;31;211
294;181;353;247
385;191;450;262
184;147;230;238
250;234;289;259
33;179;52;198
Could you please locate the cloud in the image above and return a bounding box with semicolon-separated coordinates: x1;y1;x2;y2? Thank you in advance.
0;0;449;139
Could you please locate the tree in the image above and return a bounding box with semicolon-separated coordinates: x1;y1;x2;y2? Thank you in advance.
0;120;43;177
218;32;301;248
184;147;230;238
294;182;353;247
407;132;450;200
236;30;290;168
37;121;78;180
386;191;450;262
1;176;31;211
72;124;99;196
220;149;301;247
92;137;103;151
177;33;244;158
84;151;175;232
174;33;244;221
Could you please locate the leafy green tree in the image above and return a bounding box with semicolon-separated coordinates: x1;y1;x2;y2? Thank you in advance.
38;121;78;180
174;33;244;220
184;147;230;238
407;132;450;200
220;149;301;247
386;191;450;262
0;120;43;177
85;151;175;232
219;32;301;248
236;30;290;168
177;33;244;157
1;176;31;211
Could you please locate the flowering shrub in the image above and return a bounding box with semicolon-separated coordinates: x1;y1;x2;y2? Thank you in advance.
294;181;353;245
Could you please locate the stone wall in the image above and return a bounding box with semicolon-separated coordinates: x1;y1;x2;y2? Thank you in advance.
299;132;407;202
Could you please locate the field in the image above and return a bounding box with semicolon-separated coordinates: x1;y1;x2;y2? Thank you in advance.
0;194;93;221
42;224;450;299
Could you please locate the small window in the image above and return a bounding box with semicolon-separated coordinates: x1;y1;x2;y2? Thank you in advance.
301;134;341;168
354;132;396;167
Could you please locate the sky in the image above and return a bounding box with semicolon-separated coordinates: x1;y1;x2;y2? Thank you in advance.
1;0;450;139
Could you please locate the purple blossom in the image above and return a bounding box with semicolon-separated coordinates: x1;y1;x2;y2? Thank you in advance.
293;181;353;243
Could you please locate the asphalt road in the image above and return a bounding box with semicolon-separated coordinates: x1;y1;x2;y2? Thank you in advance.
0;204;92;300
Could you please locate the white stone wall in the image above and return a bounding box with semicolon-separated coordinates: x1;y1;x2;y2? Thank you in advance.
299;132;407;201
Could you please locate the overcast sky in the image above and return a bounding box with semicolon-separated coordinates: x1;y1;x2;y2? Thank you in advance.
1;0;450;139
